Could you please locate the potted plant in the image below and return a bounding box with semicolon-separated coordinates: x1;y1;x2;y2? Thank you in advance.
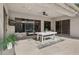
45;28;48;32
0;34;16;50
6;34;16;49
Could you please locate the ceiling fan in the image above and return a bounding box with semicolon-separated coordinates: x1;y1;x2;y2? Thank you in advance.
42;11;48;16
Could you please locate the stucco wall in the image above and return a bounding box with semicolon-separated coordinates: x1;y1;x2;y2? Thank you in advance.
0;3;4;40
70;17;79;37
3;4;9;36
0;3;4;55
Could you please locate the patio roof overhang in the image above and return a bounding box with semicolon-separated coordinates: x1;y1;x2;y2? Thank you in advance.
6;3;79;18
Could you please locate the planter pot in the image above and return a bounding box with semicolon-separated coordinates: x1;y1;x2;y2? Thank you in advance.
7;42;12;49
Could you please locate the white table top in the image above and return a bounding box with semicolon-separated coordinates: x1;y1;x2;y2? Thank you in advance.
35;31;57;35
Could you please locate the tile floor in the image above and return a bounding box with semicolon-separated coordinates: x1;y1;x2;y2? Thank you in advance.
15;36;79;55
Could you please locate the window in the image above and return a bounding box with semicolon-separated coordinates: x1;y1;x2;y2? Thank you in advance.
15;18;41;33
15;23;25;33
15;22;34;33
25;23;34;32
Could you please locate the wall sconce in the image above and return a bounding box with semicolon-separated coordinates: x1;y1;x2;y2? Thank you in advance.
8;18;16;26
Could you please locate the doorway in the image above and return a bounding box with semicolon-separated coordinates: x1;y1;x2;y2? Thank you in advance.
56;19;70;35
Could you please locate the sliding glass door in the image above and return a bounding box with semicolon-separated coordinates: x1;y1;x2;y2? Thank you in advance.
56;21;62;34
56;20;70;35
44;21;51;31
62;20;70;34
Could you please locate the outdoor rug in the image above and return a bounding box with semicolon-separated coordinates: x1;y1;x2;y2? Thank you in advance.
37;37;65;49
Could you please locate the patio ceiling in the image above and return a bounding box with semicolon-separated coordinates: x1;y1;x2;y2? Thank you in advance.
6;3;79;18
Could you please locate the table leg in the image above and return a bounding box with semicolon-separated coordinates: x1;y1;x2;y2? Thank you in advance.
53;34;55;40
37;35;39;40
41;35;43;42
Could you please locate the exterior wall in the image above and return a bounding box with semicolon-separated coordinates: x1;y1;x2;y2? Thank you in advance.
70;17;79;37
0;4;14;55
51;19;55;31
4;4;13;35
0;3;4;54
0;3;4;40
52;15;79;37
7;11;79;38
3;4;9;36
3;4;15;35
8;11;53;34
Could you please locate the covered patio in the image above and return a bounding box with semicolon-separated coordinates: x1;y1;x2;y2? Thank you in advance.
1;3;79;55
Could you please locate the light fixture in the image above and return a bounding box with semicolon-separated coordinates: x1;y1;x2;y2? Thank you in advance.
8;18;16;26
43;11;48;16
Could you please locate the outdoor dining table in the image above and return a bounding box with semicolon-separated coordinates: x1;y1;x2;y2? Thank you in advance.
35;31;57;42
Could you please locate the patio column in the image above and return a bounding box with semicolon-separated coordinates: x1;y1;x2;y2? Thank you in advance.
41;20;44;32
